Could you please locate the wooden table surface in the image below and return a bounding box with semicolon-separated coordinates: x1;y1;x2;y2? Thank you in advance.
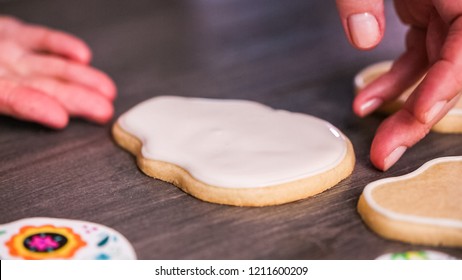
1;0;461;259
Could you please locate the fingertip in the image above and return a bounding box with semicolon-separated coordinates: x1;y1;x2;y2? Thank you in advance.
370;136;389;171
92;75;117;101
370;138;407;171
347;12;383;50
369;114;405;171
352;97;365;117
22;22;94;65
45;112;69;129
27;98;69;130
9;87;69;129
421;100;447;124
49;30;93;64
382;146;407;171
67;37;93;64
99;76;117;101
80;95;114;124
74;44;92;65
336;0;385;50
354;96;383;117
369;109;432;171
369;115;408;171
92;101;114;124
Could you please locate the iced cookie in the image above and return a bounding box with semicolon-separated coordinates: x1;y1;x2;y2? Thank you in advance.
113;96;355;206
376;250;456;260
354;61;462;133
0;217;136;259
358;156;462;247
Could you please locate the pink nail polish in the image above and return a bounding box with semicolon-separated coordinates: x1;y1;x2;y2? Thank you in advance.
348;13;380;49
383;146;407;171
360;98;382;116
424;101;446;123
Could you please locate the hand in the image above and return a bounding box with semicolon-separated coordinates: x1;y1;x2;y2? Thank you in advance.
0;16;116;129
336;0;462;170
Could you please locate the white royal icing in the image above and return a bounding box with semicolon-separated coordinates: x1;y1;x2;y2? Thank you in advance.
354;61;462;116
118;96;348;188
363;156;462;229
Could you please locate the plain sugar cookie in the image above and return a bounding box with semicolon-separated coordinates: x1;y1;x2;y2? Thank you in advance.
354;61;462;133
358;156;462;247
113;96;355;206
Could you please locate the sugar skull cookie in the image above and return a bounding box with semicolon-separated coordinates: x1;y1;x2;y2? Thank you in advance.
376;250;456;260
0;217;136;259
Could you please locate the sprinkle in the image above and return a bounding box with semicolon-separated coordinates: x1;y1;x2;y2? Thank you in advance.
95;253;110;260
97;235;110;247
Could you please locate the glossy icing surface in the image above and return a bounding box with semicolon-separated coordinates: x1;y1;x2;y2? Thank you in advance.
363;156;462;229
118;96;348;188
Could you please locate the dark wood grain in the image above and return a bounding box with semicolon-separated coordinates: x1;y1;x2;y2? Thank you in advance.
1;0;461;259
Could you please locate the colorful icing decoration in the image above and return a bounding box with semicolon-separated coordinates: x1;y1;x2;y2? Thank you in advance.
0;218;136;260
117;96;349;188
376;250;456;260
5;225;85;259
97;235;110;247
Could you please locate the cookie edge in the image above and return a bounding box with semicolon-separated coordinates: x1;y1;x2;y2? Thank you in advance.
112;123;355;207
357;157;462;247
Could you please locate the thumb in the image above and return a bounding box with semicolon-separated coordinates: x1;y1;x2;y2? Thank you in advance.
335;0;385;49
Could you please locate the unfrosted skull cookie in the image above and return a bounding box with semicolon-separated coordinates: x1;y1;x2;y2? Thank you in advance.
0;217;136;259
358;156;462;247
112;96;355;206
354;61;462;133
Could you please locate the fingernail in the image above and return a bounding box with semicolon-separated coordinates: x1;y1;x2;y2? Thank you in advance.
424;100;446;123
348;13;380;49
383;146;407;171
359;98;382;116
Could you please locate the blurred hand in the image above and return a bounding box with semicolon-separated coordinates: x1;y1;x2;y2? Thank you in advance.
336;0;462;170
0;16;116;129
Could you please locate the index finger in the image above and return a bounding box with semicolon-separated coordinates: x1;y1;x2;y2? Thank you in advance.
370;94;460;171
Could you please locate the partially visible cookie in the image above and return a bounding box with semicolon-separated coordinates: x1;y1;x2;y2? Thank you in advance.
358;156;462;247
354;61;462;133
113;96;355;207
0;217;136;260
376;250;456;260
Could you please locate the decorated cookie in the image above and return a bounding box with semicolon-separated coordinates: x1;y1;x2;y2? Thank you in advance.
358;156;462;247
113;96;355;206
354;61;462;133
0;218;136;259
376;250;456;260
